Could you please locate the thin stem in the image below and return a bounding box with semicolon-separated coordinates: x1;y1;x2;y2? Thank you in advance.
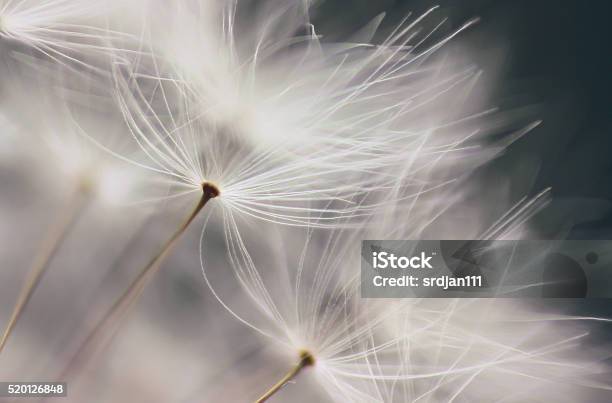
60;183;219;380
256;350;315;403
0;184;90;355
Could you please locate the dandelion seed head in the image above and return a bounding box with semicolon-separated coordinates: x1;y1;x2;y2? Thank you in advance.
0;60;145;207
112;1;524;235
0;0;145;73
299;348;316;366
202;181;221;199
151;0;485;162
203;189;611;402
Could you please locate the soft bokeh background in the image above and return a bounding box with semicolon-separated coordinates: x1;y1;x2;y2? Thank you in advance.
0;1;611;402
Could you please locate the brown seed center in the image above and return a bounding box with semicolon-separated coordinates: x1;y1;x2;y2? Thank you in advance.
202;182;220;199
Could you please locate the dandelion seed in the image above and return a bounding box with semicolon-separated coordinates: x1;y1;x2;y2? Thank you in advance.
124;1;528;235
0;69;142;354
153;0;483;163
0;0;143;72
201;222;411;402
256;349;315;402
202;190;610;402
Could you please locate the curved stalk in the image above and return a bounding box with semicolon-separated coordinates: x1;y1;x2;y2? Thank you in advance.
256;350;315;403
0;184;90;354
60;183;219;379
